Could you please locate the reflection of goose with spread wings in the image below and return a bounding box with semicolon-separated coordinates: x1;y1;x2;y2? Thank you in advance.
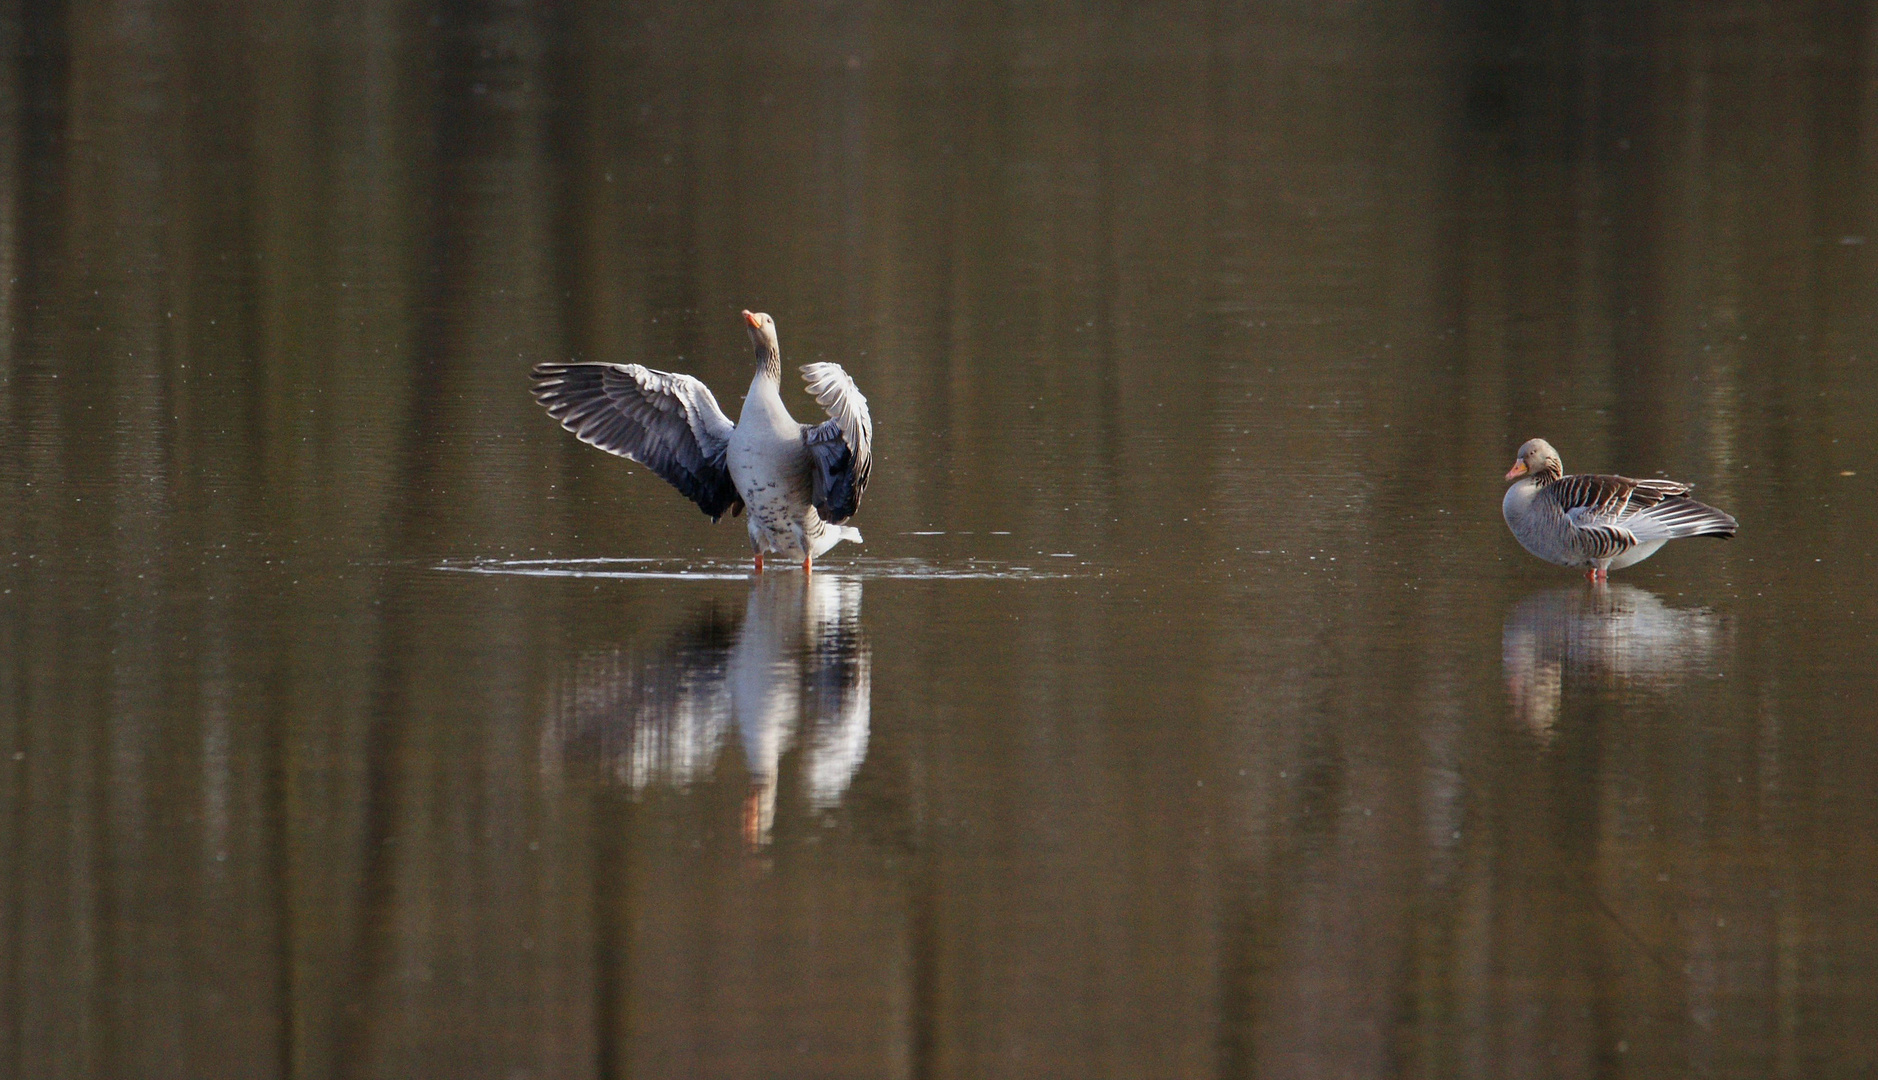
729;574;870;846
1502;584;1727;740
548;574;870;848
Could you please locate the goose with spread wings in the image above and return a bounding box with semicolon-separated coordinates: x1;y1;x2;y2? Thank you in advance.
1502;438;1737;582
532;310;872;572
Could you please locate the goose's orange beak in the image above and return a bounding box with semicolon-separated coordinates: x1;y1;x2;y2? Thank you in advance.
1505;460;1529;480
742;310;760;329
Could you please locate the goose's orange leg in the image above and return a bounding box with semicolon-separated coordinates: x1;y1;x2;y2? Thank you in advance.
742;787;764;850
753;552;764;574
803;553;813;574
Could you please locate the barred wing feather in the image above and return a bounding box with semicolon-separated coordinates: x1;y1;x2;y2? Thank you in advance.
1550;474;1688;518
1556;473;1736;547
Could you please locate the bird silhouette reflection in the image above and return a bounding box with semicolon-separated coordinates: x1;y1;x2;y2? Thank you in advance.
551;574;870;848
1501;584;1728;741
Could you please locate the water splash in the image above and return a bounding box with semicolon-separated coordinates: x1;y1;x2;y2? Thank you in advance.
434;555;1081;581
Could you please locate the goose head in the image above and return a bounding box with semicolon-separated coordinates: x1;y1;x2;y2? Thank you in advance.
742;310;781;371
1505;438;1562;481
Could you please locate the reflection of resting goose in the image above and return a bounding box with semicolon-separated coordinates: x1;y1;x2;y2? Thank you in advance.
1502;438;1737;581
1501;584;1727;739
548;573;869;848
532;311;872;573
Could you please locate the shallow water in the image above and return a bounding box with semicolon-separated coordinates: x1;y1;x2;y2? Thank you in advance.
3;3;1877;1078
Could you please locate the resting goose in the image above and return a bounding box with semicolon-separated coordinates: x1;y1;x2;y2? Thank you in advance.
1502;438;1737;581
532;311;872;572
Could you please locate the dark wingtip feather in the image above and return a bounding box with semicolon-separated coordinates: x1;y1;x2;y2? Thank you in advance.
1690;504;1739;538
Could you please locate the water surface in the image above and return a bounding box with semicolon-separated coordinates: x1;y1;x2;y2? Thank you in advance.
2;3;1876;1078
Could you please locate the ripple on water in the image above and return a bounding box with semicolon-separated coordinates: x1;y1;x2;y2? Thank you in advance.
433;556;1082;581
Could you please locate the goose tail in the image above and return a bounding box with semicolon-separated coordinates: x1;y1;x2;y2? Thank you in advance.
1630;497;1738;542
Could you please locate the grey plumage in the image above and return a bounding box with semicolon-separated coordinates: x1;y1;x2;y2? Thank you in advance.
1503;438;1737;577
530;312;874;567
532;362;743;521
799;362;872;523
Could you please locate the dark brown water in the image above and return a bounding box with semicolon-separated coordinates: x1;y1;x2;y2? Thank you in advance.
3;3;1876;1077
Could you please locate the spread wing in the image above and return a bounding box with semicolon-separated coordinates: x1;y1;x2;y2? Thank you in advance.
798;363;873;523
532;362;742;521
